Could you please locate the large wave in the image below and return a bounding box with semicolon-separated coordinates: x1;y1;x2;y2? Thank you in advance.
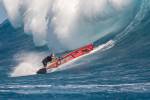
2;0;138;52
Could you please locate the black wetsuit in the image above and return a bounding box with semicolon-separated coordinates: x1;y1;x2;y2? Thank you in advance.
42;56;52;67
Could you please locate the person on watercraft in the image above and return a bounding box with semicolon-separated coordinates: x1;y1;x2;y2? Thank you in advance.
42;53;56;67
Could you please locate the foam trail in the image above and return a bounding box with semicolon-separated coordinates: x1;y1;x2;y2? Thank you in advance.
2;0;137;52
91;40;115;53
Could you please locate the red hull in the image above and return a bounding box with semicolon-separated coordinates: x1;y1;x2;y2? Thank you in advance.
46;44;94;69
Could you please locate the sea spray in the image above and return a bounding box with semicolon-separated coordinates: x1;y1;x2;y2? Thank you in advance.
10;52;47;77
2;0;137;51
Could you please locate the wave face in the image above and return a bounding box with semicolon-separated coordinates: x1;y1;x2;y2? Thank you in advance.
0;0;150;99
2;0;139;52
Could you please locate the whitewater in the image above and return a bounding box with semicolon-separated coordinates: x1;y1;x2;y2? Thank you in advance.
0;0;150;99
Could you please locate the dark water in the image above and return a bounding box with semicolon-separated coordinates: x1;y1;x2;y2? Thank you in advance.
0;0;150;100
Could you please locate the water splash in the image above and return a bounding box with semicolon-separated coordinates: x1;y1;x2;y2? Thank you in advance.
10;63;39;77
2;0;137;51
10;52;46;77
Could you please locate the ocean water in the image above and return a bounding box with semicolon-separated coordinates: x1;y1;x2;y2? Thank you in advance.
0;0;150;100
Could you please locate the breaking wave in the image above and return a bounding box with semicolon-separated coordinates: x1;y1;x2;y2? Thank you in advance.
2;0;138;52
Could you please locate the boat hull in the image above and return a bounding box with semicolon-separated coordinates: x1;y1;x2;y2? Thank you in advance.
37;43;94;74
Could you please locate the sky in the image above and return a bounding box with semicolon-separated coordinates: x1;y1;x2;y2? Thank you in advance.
0;1;6;24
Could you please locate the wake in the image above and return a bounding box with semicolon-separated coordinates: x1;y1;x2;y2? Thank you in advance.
10;40;115;77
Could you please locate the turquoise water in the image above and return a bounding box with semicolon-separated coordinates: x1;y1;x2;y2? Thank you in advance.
0;0;150;99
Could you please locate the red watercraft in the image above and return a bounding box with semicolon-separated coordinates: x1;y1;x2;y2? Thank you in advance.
37;43;94;74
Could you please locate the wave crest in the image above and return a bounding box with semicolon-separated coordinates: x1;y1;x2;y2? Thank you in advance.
3;0;137;52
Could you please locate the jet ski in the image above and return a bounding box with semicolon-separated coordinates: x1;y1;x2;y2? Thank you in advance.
37;43;94;74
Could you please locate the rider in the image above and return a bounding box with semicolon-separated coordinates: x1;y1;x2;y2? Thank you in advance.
42;53;56;67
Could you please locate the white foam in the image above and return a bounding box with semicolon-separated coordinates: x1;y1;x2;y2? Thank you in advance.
10;63;39;77
10;52;47;77
2;0;135;51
